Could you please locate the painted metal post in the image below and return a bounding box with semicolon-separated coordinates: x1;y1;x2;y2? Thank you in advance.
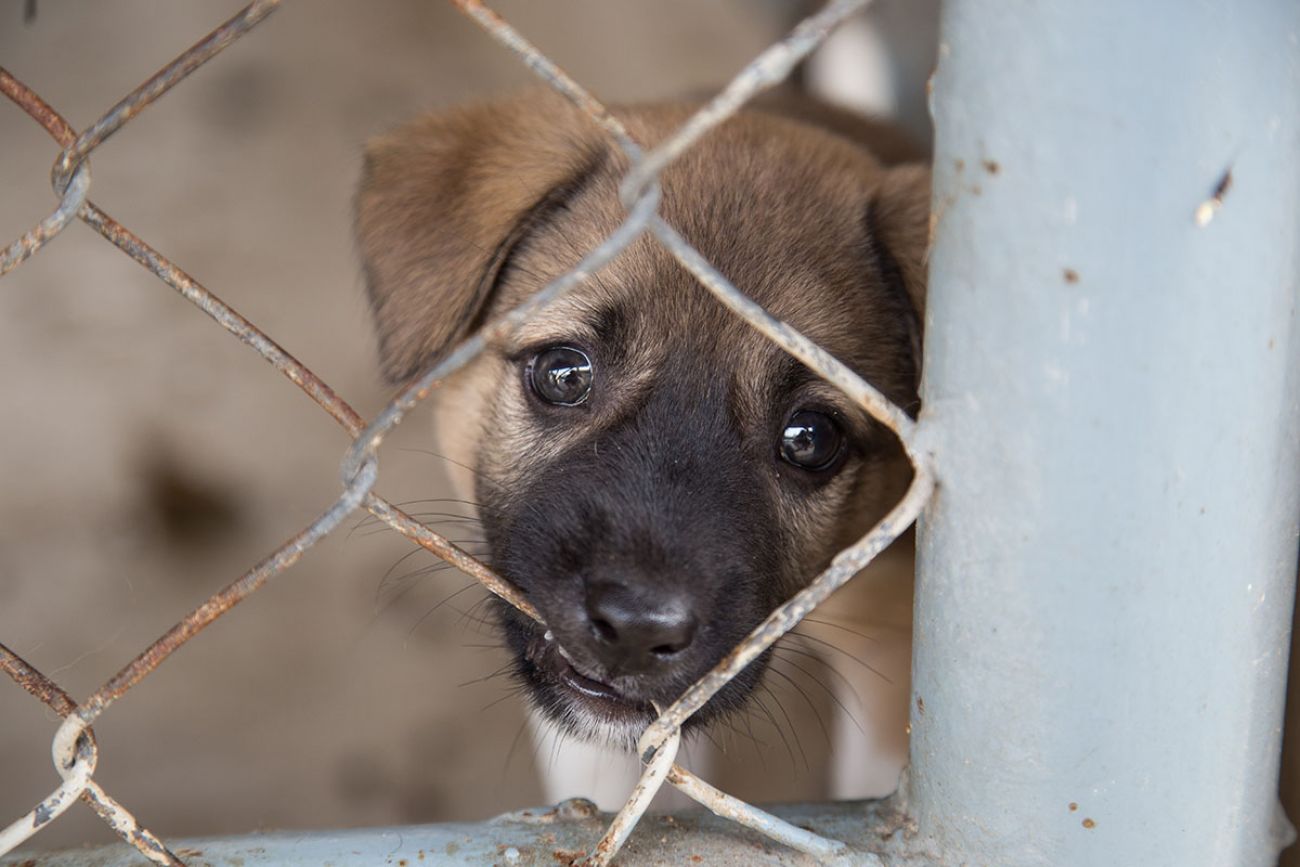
911;1;1300;865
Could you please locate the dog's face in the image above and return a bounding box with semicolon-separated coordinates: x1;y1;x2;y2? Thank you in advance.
357;93;929;746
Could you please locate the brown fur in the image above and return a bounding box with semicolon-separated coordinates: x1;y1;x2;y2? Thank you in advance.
356;88;930;744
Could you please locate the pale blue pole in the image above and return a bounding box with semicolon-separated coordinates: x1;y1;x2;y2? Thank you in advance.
911;1;1300;865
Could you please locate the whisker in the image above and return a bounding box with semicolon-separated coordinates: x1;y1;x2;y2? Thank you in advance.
732;705;769;764
501;717;532;783
693;721;727;756
385;496;492;511
766;687;812;775
380;560;460;595
459;660;517;688
373;566;456;620
453;593;502;632
481;682;531;713
354;516;493;539
771;648;865;735
753;686;804;773
786;631;893;685
404;582;485;644
376;547;429;594
714;714;765;752
371;512;485;527
347;496;490;537
798;617;881;643
397;448;511;494
765;660;833;747
547;717;565;774
773;643;867;701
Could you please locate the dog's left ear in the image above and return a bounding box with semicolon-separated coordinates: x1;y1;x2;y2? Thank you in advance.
869;164;931;322
355;93;607;383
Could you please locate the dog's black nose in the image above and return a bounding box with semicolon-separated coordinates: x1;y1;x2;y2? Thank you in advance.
584;582;697;673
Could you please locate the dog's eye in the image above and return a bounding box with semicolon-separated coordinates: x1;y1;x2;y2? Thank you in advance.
528;346;593;406
780;411;843;471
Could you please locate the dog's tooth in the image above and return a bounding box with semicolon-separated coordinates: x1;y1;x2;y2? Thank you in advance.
544;630;554;643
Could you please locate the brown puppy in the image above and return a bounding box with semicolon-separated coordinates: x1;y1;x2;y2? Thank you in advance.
356;91;928;778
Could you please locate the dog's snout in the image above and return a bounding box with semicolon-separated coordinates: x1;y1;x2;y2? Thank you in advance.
584;582;697;672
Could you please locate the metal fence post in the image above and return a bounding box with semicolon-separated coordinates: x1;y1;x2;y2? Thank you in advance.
911;1;1300;865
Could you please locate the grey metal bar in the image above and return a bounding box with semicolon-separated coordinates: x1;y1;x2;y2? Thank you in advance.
1;799;901;867
911;1;1300;865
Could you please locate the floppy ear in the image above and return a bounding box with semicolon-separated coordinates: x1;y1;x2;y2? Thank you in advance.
868;163;931;323
356;93;608;382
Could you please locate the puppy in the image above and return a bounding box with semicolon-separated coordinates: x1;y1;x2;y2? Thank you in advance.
356;90;929;800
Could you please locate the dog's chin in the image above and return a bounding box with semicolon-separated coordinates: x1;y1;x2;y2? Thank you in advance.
516;625;657;750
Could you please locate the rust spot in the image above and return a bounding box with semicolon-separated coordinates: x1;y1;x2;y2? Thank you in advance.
1212;168;1233;202
1082;818;1097;829
916;696;925;716
556;798;598;820
692;857;703;863
982;159;1000;175
971;183;983;195
1063;268;1079;284
553;849;585;866
1195;166;1233;227
399;860;408;866
1068;802;1078;812
1268;337;1276;350
954;158;965;172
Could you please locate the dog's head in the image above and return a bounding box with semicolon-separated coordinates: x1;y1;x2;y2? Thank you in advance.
356;92;928;746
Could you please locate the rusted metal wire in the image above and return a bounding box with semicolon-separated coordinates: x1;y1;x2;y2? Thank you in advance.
618;0;871;205
0;0;280;276
0;63;540;617
450;2;926;864
51;0;282;188
0;646;181;866
449;0;640;154
1;0;931;864
665;764;857;863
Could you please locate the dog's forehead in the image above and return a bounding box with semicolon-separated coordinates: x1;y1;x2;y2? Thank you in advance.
511;247;859;363
506;120;889;366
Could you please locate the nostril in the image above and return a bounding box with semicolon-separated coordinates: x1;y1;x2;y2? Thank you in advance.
590;617;617;644
650;616;695;657
584;581;699;669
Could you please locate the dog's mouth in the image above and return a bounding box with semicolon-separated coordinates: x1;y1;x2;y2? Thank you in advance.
524;626;655;719
497;590;771;743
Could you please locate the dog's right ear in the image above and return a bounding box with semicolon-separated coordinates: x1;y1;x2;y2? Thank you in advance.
869;163;931;323
356;94;608;382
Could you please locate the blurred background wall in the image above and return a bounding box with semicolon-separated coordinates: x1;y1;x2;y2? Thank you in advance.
0;0;940;852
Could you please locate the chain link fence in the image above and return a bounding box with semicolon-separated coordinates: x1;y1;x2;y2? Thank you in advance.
0;1;934;863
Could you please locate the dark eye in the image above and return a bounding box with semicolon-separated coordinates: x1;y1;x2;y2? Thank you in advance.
528;346;593;406
780;410;843;471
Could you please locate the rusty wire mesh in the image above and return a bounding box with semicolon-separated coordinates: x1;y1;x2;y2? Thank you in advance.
0;1;934;864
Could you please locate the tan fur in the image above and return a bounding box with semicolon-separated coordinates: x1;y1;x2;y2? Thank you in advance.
357;89;931;785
